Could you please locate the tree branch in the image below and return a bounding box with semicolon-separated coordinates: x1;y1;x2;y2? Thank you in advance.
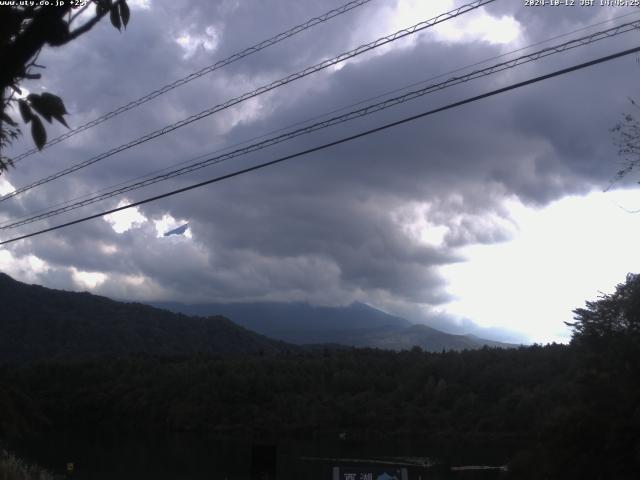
66;5;114;43
69;3;92;25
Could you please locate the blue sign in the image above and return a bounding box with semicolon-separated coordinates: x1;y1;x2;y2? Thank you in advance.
333;467;407;480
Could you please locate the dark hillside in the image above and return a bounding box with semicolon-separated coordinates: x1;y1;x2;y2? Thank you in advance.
0;273;287;362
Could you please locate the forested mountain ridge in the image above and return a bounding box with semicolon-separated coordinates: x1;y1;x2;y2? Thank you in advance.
152;300;411;338
0;272;511;362
0;273;288;362
153;301;515;350
0;273;639;477
328;324;515;350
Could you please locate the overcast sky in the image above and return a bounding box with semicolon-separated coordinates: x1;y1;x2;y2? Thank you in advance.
2;0;640;344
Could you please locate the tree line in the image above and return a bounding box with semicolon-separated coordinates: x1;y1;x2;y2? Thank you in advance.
1;274;639;478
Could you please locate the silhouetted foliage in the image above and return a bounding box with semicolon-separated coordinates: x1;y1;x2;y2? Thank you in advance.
0;448;54;480
0;0;130;172
548;272;640;479
0;273;639;477
611;98;640;188
569;272;640;341
0;346;572;442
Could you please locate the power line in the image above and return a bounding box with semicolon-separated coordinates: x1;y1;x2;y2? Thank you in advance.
9;4;637;228
5;4;637;230
4;18;639;230
10;0;375;163
0;0;496;203
4;13;638;230
4;17;636;228
5;4;634;229
2;44;639;246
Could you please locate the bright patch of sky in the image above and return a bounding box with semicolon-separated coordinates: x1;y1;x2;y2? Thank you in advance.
72;268;107;289
335;0;521;72
212;93;267;134
432;12;521;45
0;250;48;282
100;244;118;255
175;25;220;58
0;177;15;196
441;188;640;344
388;0;520;45
154;213;192;238
394;202;449;248
128;0;151;9
103;200;147;233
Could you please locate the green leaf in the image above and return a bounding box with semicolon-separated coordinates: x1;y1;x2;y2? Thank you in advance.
27;94;52;123
110;6;121;30
31;116;46;150
119;0;130;28
18;100;32;123
52;113;69;128
39;92;68;115
27;93;69;126
96;0;112;15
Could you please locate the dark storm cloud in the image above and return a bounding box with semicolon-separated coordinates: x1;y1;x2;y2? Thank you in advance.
2;0;638;338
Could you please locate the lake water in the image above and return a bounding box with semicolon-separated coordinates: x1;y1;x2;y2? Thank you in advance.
14;432;512;480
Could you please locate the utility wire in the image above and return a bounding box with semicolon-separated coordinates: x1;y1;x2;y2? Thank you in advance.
0;0;495;203
4;5;637;230
2;44;639;246
3;18;639;230
10;0;375;163
3;17;635;228
7;5;638;228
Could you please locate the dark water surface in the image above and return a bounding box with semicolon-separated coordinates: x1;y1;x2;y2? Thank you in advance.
15;432;512;480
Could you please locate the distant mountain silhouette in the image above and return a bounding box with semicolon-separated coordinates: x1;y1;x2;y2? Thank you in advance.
327;324;515;351
0;273;287;362
153;301;516;351
152;301;410;340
